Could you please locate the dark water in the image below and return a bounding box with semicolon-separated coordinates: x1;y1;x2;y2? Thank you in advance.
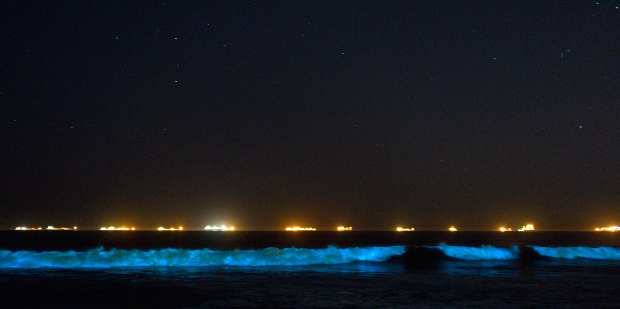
1;231;619;308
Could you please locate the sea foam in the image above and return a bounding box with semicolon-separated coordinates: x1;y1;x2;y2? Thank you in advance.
531;246;620;260
0;246;406;268
433;244;519;260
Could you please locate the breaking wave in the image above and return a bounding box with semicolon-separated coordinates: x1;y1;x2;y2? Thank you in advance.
433;244;519;260
531;246;620;260
0;246;406;268
2;245;619;268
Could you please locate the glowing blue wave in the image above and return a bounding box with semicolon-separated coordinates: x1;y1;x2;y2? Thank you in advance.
0;246;406;268
433;244;519;260
531;246;620;260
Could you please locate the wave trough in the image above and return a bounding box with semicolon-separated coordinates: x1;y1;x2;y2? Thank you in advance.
433;244;519;260
0;246;406;268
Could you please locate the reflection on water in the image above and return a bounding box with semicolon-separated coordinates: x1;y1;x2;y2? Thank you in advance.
0;262;406;281
5;259;619;281
433;260;518;277
2;260;620;308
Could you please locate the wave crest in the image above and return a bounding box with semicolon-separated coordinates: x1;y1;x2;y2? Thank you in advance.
433;244;519;260
531;246;620;260
0;246;406;268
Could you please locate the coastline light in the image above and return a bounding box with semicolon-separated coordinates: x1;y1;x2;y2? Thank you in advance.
498;226;512;232
45;226;78;231
203;224;235;231
448;226;458;232
14;226;43;231
518;224;535;232
157;226;184;231
337;226;352;231
594;225;620;232
100;226;136;231
285;226;316;231
395;226;415;232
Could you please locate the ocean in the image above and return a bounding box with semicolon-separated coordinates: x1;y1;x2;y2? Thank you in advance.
0;231;619;308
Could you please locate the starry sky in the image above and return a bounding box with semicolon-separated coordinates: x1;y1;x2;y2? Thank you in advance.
2;1;619;230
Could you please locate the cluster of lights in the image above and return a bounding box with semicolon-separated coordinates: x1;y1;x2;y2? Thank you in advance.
15;226;77;231
100;226;136;231
518;224;536;232
594;225;620;232
395;226;415;232
498;226;513;232
285;226;317;231
157;226;184;231
15;226;42;231
19;222;620;232
203;225;235;231
45;226;77;231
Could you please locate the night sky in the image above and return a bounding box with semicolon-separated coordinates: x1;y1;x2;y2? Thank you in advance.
2;1;619;230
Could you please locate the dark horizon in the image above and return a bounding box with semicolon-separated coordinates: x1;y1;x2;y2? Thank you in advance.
2;1;619;230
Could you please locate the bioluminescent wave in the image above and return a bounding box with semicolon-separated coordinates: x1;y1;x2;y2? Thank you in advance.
3;245;620;268
531;246;620;260
0;246;406;268
433;244;519;260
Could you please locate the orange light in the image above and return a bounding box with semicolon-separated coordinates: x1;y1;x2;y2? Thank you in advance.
285;226;316;231
498;226;512;232
16;226;76;231
45;226;77;231
157;226;184;231
448;226;458;232
14;226;43;231
100;226;136;231
594;225;620;232
337;226;352;231
395;226;415;232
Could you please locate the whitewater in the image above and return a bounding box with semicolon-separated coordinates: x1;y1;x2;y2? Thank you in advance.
1;244;620;268
0;246;406;268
